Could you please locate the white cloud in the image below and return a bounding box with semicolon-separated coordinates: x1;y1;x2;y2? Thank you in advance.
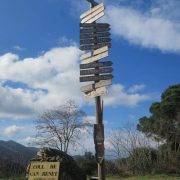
128;84;146;93
83;116;96;124
4;125;24;136
57;36;76;47
20;136;38;146
105;84;150;107
0;45;150;119
106;5;180;53
13;45;25;51
0;46;82;119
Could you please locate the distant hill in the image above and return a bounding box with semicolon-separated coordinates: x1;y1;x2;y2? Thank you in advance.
0;140;38;164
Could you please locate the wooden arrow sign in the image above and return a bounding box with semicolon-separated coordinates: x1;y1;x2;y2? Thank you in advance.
85;86;107;98
81;46;108;64
80;42;111;51
80;32;111;39
80;38;111;45
81;79;112;93
80;74;113;82
80;67;113;76
82;51;108;64
80;61;113;69
80;23;110;28
81;3;105;23
80;27;110;34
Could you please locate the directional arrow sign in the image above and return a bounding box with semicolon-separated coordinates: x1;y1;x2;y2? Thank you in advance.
80;74;113;82
81;3;105;24
80;27;110;34
85;86;107;98
80;38;111;45
80;61;113;69
82;51;108;64
80;42;111;51
81;46;108;64
80;45;108;63
81;80;112;93
80;32;110;39
80;23;110;28
80;67;113;76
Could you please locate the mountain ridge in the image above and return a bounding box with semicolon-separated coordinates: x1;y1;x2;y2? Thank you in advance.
0;140;38;164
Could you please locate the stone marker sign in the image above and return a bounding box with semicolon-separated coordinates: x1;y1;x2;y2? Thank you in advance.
28;162;60;180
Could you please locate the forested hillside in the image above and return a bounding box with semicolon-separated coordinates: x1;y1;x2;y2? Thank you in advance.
0;140;37;178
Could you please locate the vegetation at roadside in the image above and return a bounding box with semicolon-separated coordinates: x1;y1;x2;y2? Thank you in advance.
0;84;179;179
107;174;180;179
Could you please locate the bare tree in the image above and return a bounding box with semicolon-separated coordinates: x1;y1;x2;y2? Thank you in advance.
34;100;89;153
108;123;157;159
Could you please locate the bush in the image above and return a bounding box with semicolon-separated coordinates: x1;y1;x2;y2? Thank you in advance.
74;152;97;176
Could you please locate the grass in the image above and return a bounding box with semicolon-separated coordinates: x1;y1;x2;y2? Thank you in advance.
1;174;180;180
106;174;180;180
0;177;26;180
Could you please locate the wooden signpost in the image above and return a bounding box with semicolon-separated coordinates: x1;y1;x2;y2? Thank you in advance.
80;38;111;45
79;1;113;179
80;42;111;51
81;46;108;60
85;86;107;98
81;51;108;64
81;3;105;23
80;23;110;28
80;61;113;69
80;67;113;76
80;26;110;33
28;162;60;180
81;80;112;93
80;32;110;39
80;74;113;82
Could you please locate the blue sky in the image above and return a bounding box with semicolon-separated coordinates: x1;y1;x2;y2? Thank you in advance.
0;0;179;150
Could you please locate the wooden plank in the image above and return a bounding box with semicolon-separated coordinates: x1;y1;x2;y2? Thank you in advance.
85;86;107;98
81;9;105;24
80;27;110;34
80;46;108;63
80;46;108;60
80;3;104;19
93;46;108;57
82;51;108;64
79;74;113;82
80;67;113;76
80;42;110;51
80;23;110;28
80;61;113;69
80;32;110;39
84;11;105;24
81;80;112;93
94;42;111;50
80;38;111;45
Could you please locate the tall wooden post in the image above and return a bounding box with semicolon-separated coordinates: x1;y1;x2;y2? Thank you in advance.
79;1;113;180
95;96;105;180
94;17;105;180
